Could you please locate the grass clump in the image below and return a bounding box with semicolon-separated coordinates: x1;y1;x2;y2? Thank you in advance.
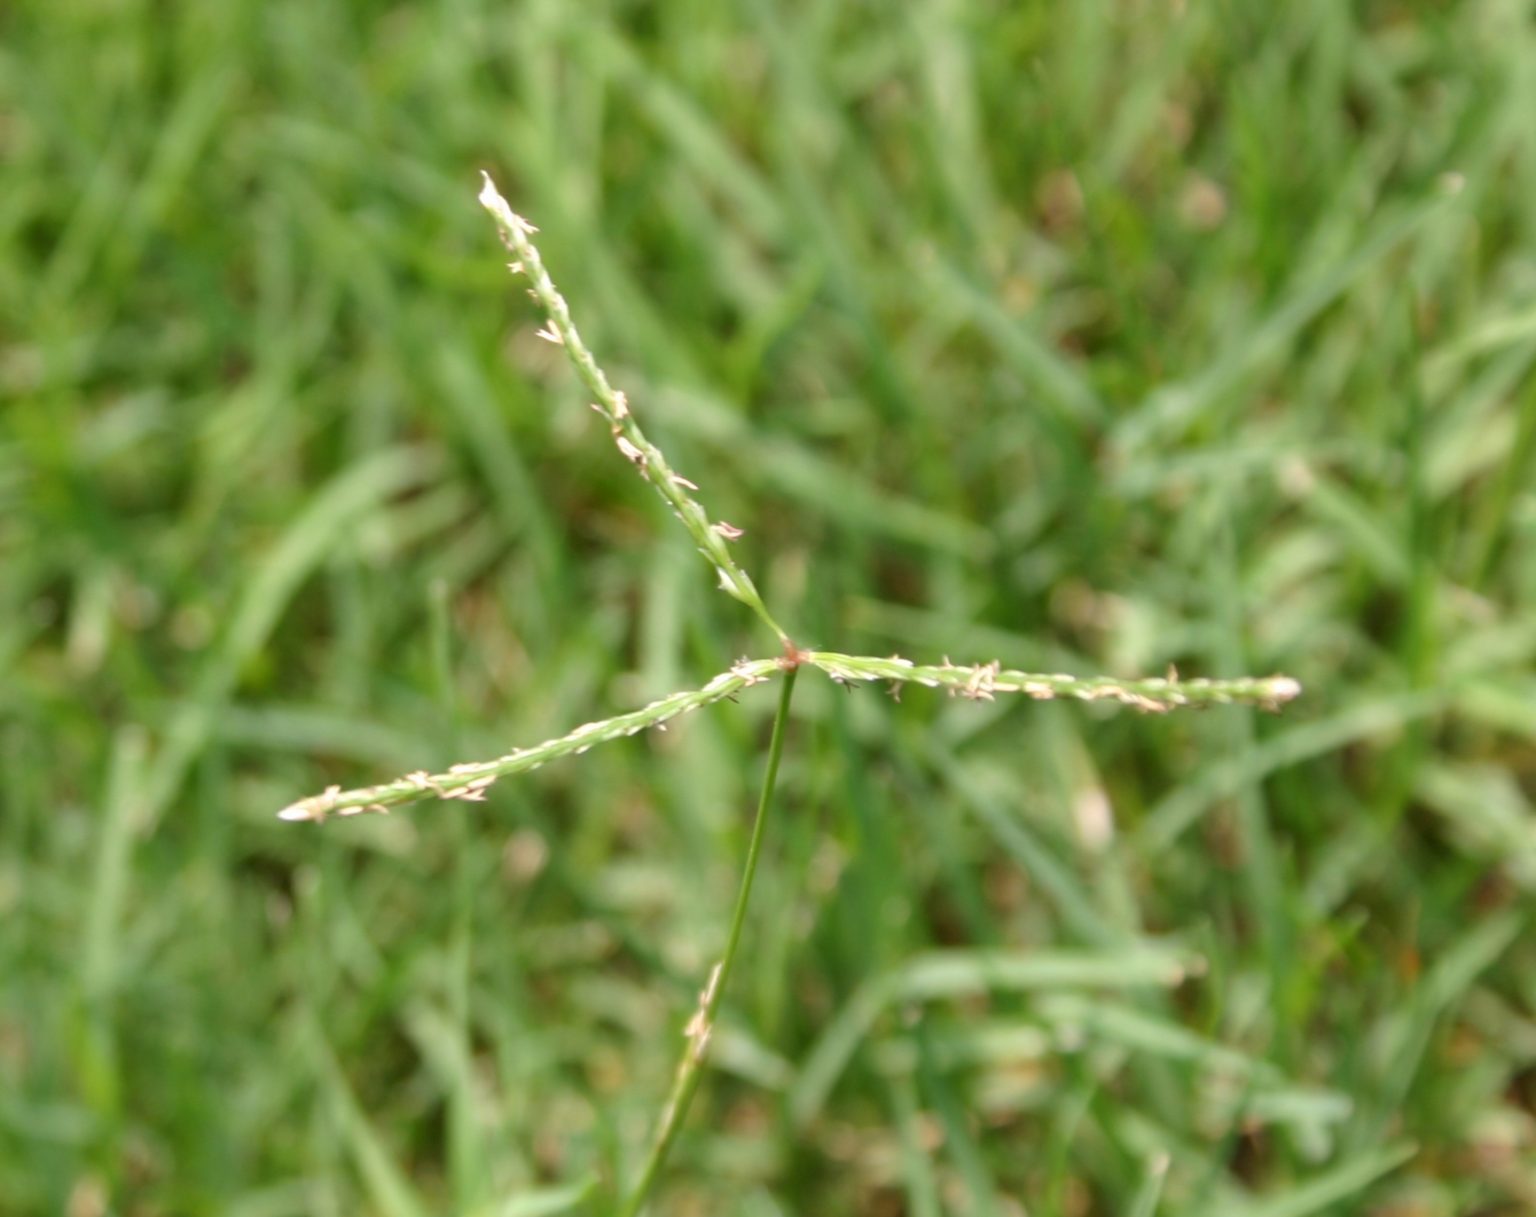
6;5;1536;1215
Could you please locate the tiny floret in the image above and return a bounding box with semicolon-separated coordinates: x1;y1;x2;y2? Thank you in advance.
1267;676;1302;702
477;171;501;209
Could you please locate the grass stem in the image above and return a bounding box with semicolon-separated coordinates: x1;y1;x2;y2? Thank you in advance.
618;665;799;1217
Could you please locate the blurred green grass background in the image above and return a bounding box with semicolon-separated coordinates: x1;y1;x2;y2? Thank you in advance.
4;1;1535;1213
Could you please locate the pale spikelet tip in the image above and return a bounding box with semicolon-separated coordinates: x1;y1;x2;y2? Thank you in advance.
1267;676;1302;701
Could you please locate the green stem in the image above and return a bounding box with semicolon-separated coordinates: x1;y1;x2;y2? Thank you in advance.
619;665;799;1217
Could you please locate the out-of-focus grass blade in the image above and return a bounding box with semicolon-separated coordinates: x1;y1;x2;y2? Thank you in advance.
1114;190;1461;457
1415;763;1536;888
913;1018;1002;1217
754;438;995;558
887;1073;942;1217
1199;1142;1415;1217
1127;1152;1170;1217
1423;299;1536;381
403;1001;489;1211
480;1176;600;1217
928;746;1124;946
80;726;148;1003
790;946;1192;1129
922;256;1105;429
72;725;151;1132
141;445;436;831
1363;909;1524;1140
587;28;784;243
306;1020;429;1217
214;706;428;771
1452;677;1536;741
1138;690;1448;856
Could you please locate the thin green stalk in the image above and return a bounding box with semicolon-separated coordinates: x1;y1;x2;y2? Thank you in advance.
619;665;799;1217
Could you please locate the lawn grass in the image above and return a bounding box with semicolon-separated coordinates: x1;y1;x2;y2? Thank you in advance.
3;1;1535;1214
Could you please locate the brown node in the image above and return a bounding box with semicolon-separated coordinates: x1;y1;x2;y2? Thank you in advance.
779;638;810;671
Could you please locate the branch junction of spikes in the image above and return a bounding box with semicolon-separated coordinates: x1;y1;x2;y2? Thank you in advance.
277;175;1300;825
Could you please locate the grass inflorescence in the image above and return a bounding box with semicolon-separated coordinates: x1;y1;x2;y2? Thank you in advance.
279;175;1299;1210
